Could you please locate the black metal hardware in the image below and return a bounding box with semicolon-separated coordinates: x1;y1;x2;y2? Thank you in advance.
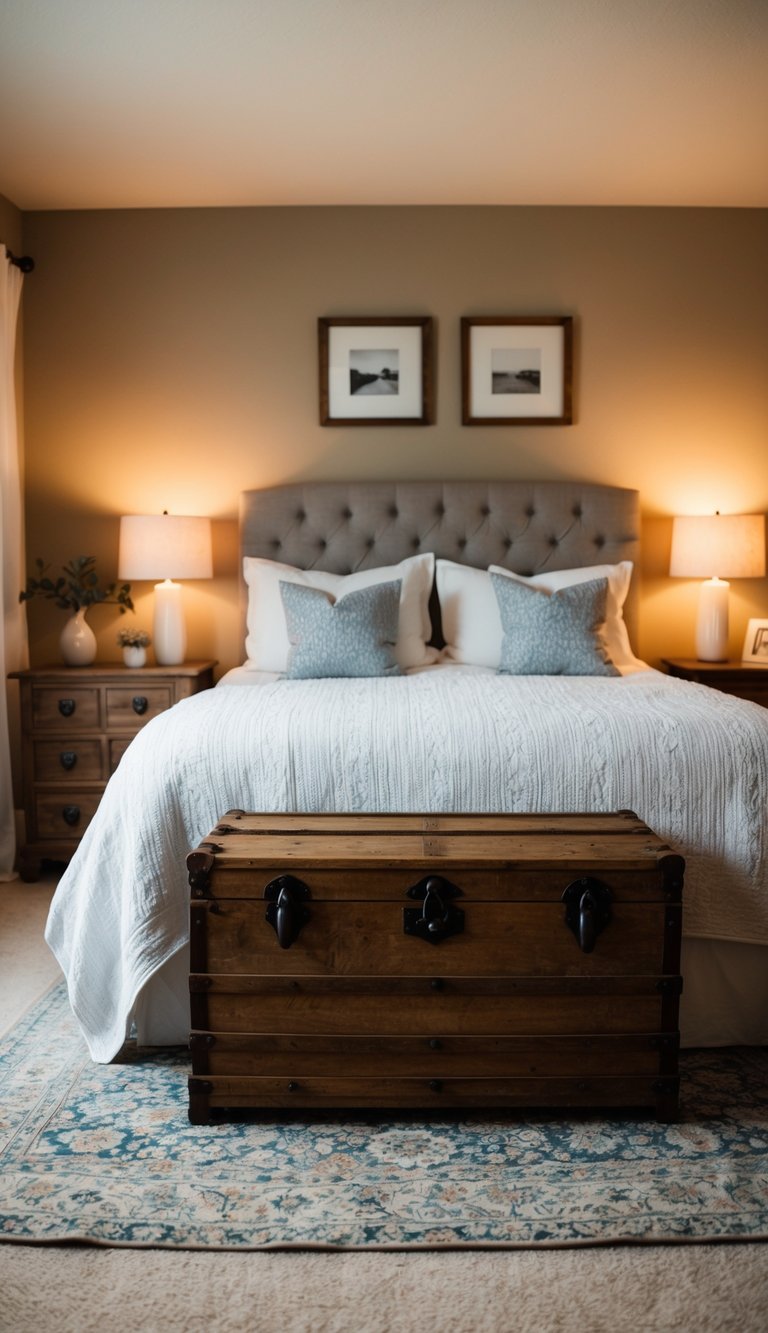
189;1033;216;1050
430;978;444;991
661;852;685;902
562;877;612;953
652;1078;678;1096
656;976;683;995
59;750;77;770
132;695;149;716
264;874;311;949
61;805;80;827
58;698;76;717
429;1079;443;1093
287;1081;299;1092
405;874;463;901
428;1039;441;1050
404;876;465;944
187;848;215;897
7;251;34;273
188;1078;213;1094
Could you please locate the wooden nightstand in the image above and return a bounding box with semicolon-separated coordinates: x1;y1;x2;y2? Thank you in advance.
661;658;768;708
10;661;216;880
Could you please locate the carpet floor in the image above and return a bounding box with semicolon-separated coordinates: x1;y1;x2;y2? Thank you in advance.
2;1241;768;1333
2;982;767;1251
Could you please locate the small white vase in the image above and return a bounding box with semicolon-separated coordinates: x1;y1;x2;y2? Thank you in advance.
122;645;147;668
59;609;97;667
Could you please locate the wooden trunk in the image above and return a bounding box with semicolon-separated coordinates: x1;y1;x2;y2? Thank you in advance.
187;811;683;1123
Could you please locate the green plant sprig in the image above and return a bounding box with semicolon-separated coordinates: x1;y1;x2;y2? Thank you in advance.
19;556;134;614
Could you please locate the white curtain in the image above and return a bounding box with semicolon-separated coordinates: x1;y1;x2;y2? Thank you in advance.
1;248;26;879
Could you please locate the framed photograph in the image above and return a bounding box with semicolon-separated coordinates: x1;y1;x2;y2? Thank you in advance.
742;618;768;662
319;317;433;426
461;316;573;425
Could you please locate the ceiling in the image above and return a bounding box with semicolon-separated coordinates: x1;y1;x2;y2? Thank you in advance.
1;0;767;211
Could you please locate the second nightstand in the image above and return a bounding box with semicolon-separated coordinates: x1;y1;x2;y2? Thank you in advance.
11;660;216;880
661;658;768;709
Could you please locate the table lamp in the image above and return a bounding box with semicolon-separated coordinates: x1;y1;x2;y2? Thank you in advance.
118;513;213;665
669;512;766;661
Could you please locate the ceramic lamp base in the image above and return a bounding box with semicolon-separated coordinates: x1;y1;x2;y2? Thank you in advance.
153;579;186;666
695;578;729;662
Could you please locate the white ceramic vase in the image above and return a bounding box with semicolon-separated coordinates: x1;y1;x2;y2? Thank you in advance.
59;609;97;666
122;645;147;668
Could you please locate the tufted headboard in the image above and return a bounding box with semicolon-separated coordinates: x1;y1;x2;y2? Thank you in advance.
240;480;640;645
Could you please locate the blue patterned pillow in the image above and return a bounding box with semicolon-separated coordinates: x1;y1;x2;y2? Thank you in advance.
280;579;402;678
490;572;620;676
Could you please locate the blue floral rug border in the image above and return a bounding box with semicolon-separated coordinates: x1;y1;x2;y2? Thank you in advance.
1;983;767;1250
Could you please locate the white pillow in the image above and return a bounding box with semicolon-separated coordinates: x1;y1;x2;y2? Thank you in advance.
436;559;640;669
244;553;438;673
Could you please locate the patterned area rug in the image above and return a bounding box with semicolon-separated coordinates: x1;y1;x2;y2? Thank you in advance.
1;983;767;1250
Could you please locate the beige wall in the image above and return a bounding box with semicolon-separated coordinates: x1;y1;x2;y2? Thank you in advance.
20;205;768;673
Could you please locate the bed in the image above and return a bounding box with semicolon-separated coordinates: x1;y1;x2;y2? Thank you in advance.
45;480;768;1062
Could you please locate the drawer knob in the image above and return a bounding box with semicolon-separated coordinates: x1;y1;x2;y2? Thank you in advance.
428;1038;442;1051
429;1079;443;1093
264;874;311;948
61;805;81;827
132;695;149;716
562;877;612;953
59;750;77;771
58;698;76;718
287;1081;299;1093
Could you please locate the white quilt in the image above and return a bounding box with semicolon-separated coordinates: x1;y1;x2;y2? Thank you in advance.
45;666;768;1061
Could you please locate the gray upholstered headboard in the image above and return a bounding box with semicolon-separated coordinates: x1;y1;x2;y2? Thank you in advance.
240;480;640;643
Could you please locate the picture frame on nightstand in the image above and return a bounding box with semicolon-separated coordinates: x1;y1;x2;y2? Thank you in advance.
742;618;768;662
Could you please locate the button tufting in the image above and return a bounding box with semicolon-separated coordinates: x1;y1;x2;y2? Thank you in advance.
272;539;281;550
505;538;513;549
595;535;606;548
549;537;559;547
412;537;420;549
573;505;582;518
296;510;305;521
318;538;327;549
389;506;398;518
366;538;375;548
458;538;467;549
436;504;445;517
342;508;353;520
481;505;491;517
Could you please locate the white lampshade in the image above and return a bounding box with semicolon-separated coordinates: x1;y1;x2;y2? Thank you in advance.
118;513;213;665
670;513;766;662
670;514;765;579
118;514;213;582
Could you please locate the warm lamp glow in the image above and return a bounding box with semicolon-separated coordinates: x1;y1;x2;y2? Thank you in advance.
118;513;213;665
670;513;766;662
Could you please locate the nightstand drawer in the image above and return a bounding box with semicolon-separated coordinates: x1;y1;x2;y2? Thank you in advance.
105;686;173;730
32;687;101;730
34;791;103;839
11;660;216;880
33;738;106;782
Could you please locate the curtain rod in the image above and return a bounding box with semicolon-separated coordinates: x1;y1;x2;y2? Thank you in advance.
6;250;35;273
